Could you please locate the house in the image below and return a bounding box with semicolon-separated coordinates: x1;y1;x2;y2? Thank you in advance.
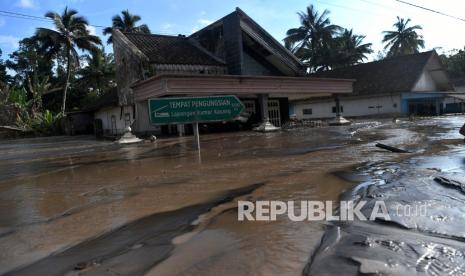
293;50;455;119
443;78;465;113
95;8;354;136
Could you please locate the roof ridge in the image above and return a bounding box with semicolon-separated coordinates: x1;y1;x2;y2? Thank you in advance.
122;32;187;39
235;7;304;67
330;50;435;71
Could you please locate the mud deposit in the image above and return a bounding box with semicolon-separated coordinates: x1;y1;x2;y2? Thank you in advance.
305;116;465;276
7;184;263;276
0;116;464;275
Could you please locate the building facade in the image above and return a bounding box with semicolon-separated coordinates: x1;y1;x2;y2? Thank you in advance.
96;8;353;136
293;51;454;120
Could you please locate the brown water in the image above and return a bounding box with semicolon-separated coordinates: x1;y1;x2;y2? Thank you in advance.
0;116;463;275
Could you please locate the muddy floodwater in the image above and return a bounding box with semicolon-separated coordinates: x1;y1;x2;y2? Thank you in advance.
0;116;464;275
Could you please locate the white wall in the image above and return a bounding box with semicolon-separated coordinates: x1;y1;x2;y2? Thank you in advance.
133;101;161;134
294;95;402;119
95;105;134;135
413;70;438;91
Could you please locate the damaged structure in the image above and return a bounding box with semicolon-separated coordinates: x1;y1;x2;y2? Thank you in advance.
293;50;456;119
94;8;354;136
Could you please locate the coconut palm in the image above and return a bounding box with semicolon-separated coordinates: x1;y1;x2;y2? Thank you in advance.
284;4;341;70
382;17;425;57
331;29;373;68
77;47;115;94
103;10;151;44
35;7;101;114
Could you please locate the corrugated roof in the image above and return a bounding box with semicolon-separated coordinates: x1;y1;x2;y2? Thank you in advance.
311;51;436;95
123;32;225;66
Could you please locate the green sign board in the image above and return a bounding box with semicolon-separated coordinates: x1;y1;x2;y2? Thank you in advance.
148;96;244;125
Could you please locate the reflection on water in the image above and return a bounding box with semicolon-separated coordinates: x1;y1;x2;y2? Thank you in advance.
0;116;463;275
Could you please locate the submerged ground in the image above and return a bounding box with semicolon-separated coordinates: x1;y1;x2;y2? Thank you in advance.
0;116;464;275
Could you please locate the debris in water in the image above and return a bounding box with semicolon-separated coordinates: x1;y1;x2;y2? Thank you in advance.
375;143;411;153
434;176;465;194
459;123;465;136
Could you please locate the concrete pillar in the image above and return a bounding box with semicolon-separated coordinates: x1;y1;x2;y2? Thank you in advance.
253;94;279;132
435;100;441;116
258;94;269;123
329;94;351;126
177;124;185;137
335;95;341;117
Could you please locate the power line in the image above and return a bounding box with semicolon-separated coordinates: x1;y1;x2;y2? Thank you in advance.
0;12;51;22
314;0;388;17
0;10;106;28
360;0;409;15
394;0;465;22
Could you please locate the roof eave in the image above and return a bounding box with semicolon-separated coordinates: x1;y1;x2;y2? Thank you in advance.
131;73;355;89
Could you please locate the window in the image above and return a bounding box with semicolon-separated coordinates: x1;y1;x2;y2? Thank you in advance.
242;100;256;115
302;108;313;115
332;106;343;113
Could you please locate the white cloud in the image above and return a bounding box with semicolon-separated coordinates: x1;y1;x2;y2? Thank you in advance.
86;25;96;36
198;19;213;26
16;0;38;9
0;35;19;49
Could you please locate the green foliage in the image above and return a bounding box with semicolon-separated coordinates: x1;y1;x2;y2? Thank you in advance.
0;49;10;84
330;29;373;68
76;47;115;93
284;5;372;71
78;88;101;108
382;17;425;58
6;38;53;87
28;76;51;115
32;110;58;131
103;10;151;44
16;109;61;134
35;7;102;114
0;79;60;134
0;85;28;108
440;49;465;78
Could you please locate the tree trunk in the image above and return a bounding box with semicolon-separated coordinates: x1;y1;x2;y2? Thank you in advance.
62;48;72;115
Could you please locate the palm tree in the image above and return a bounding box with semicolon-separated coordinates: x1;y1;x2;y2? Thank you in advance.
331;29;373;68
382;17;425;58
103;10;151;44
284;4;341;70
35;7;101;114
76;47;115;94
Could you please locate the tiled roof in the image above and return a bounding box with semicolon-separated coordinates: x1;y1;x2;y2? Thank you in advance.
123;32;225;66
311;51;436;95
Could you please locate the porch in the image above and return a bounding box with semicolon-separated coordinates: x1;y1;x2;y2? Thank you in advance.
130;74;354;134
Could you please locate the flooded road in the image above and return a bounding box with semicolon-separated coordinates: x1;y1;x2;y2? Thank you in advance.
0;116;464;275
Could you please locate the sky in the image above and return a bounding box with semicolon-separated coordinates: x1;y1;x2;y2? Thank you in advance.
0;0;464;61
